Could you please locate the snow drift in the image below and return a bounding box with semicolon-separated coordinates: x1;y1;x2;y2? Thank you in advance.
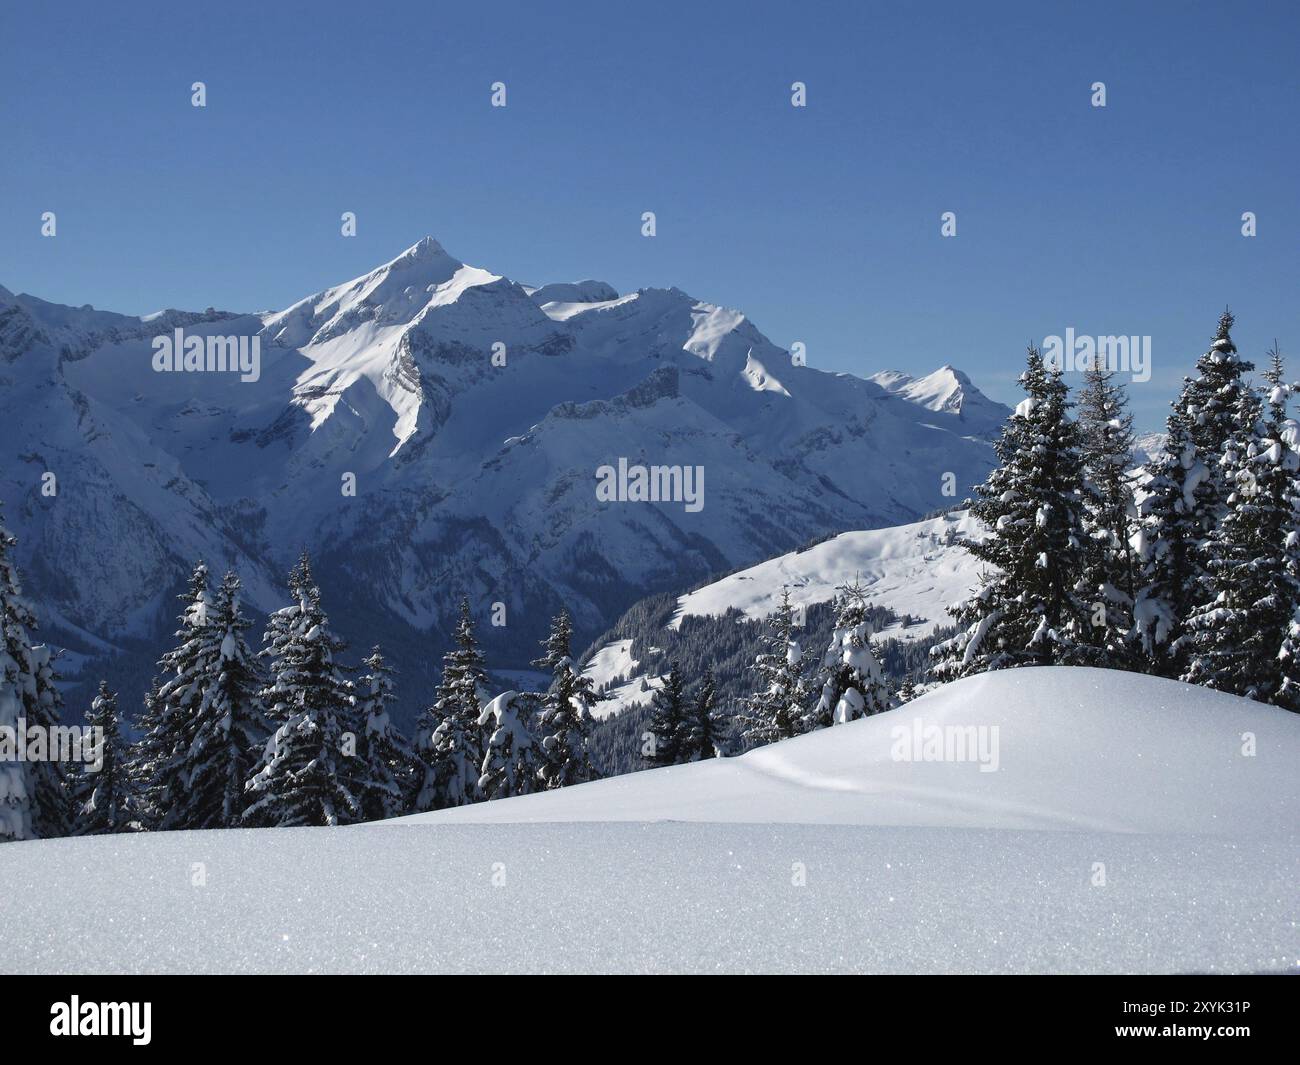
403;667;1298;835
1;668;1295;974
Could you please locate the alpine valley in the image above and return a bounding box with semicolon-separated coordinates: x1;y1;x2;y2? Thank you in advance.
0;237;1008;725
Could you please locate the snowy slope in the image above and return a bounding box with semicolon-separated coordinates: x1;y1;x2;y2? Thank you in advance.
403;668;1298;834
669;508;983;640
3;669;1295;974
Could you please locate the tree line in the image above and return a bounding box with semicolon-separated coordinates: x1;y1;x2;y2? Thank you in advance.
933;310;1300;710
0;540;603;841
641;579;901;768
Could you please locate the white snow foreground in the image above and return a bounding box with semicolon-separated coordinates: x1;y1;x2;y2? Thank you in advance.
2;668;1296;974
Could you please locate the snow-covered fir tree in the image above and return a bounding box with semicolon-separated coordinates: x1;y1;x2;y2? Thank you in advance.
531;609;598;790
682;671;725;760
1182;348;1300;707
69;682;140;835
1131;411;1206;675
896;675;920;703
0;505;70;841
355;646;415;819
932;348;1091;679
135;565;269;830
477;690;543;801
23;641;69;838
644;664;690;766
809;581;893;727
1133;314;1254;676
180;572;269;828
1181;310;1255;525
133;561;213;828
245;554;361;827
738;588;811;748
1075;360;1139;666
414;597;489;811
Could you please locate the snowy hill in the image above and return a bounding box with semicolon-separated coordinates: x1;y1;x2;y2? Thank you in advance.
4;668;1295;974
0;239;1007;716
407;667;1298;834
581;508;984;717
669;508;982;640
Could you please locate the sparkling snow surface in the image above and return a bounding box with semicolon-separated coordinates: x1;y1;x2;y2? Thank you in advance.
3;669;1296;974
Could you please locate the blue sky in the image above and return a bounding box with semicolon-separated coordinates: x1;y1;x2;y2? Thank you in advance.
2;0;1297;429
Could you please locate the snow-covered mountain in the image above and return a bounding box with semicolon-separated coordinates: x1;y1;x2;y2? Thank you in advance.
868;365;1010;437
0;239;1008;711
6;668;1295;973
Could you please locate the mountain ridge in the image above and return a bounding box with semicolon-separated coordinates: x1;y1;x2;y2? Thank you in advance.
0;237;1009;725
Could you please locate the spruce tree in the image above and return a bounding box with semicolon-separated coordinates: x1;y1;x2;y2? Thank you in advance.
738;588;810;748
414;598;489;810
532;609;598;789
69;682;140;834
1131;411;1206;675
1182;348;1300;706
355;646;415;819
245;555;361;827
0;505;63;842
1076;360;1138;666
477;691;543;801
933;348;1090;678
179;572;269;828
1182;309;1255;524
134;561;213;828
810;582;893;727
135;566;268;830
682;671;725;760
24;641;70;839
644;665;690;766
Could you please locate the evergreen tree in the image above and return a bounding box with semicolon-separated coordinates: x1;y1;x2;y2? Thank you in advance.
0;506;69;841
738;588;810;748
355;646;415;819
809;582;893;727
24;641;70;838
414;598;489;810
1076;360;1138;665
532;609;598;789
477;691;543;801
244;555;361;827
682;671;725;760
69;682;140;834
1182;309;1255;524
1131;411;1205;676
896;675;919;703
1135;313;1258;677
1182;348;1300;706
136;566;269;830
182;572;269;828
644;664;690;766
134;561;213;829
933;348;1090;678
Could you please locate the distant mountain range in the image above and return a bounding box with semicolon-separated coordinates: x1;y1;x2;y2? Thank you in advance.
0;237;1008;723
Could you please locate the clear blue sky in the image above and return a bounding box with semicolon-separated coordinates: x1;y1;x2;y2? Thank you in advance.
3;0;1297;429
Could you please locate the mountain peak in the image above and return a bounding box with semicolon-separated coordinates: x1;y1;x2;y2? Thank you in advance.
870;364;1008;433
